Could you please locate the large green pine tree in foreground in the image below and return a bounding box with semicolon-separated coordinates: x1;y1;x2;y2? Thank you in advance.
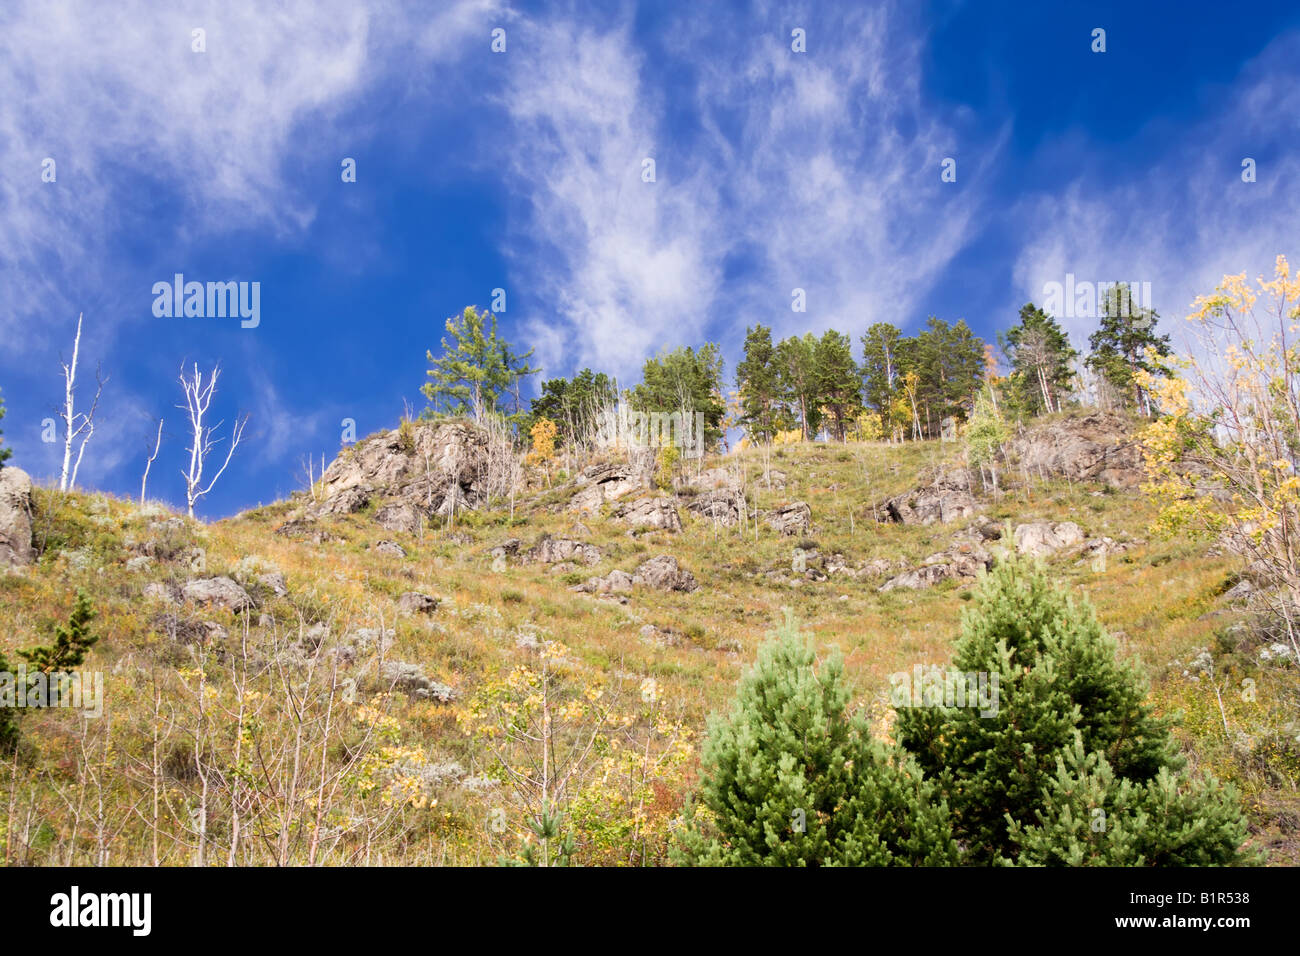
675;612;959;866
682;559;1256;866
899;557;1257;865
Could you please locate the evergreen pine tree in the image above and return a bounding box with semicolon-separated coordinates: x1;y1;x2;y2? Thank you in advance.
774;334;823;441
0;645;16;753
630;345;726;448
528;369;618;445
813;330;862;442
860;322;902;435
676;613;958;866
1001;304;1078;416
736;325;786;444
2;591;100;754
1085;285;1172;416
895;556;1256;865
20;589;100;673
422;305;537;426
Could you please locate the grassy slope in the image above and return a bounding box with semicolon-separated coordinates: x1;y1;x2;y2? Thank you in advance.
1;432;1295;865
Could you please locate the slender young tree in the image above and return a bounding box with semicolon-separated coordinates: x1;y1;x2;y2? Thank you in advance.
422;306;537;427
861;322;902;430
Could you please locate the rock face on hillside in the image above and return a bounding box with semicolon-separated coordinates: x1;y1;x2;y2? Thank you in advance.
310;422;493;523
0;467;34;568
1014;521;1085;557
881;466;978;526
613;496;682;531
567;450;656;515
574;554;698;596
524;535;602;566
880;542;994;591
182;576;254;612
634;554;698;592
1006;411;1143;488
687;488;748;526
766;501;812;536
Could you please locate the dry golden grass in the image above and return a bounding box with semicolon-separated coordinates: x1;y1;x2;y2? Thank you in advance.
0;431;1290;865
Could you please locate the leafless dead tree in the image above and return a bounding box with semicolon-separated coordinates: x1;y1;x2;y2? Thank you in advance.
58;312;107;491
177;362;248;518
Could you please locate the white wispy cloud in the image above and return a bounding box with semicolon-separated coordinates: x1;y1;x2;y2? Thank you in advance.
0;0;503;345
501;1;1000;381
1010;32;1300;352
0;0;497;488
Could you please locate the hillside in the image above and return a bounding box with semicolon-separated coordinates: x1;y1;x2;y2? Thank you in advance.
0;411;1295;866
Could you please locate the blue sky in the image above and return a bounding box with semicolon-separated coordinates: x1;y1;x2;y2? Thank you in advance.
2;0;1299;518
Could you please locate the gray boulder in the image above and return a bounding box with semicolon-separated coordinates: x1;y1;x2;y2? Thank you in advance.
374;502;422;534
0;466;34;567
524;534;602;566
766;501;812;536
613;497;683;532
1013;521;1085;557
182;576;254;612
880;544;993;592
880;466;977;526
686;488;747;526
398;591;440;615
633;554;698;592
380;661;456;702
567;454;654;515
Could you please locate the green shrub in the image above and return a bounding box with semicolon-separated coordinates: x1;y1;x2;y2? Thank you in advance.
675;612;958;866
895;556;1258;865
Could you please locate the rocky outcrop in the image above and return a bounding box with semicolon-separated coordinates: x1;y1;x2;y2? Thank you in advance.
182;576;254;612
374;502;423;534
372;540;407;558
311;421;493;523
1013;521;1085;557
766;501;812;536
574;554;698;595
686;488;747;526
880;466;978;526
679;467;743;492
1006;411;1143;488
633;554;698;592
574;569;635;596
567;451;655;515
143;581;182;604
273;518;337;544
612;496;682;532
880;542;994;592
0;466;34;568
523;535;602;566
